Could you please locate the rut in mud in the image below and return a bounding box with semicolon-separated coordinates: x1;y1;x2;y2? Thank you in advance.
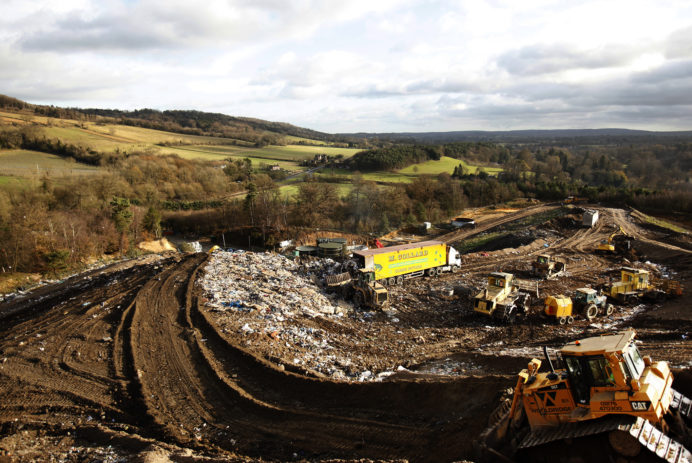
0;205;691;462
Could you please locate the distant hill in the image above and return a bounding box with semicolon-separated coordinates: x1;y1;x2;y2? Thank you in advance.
340;128;692;145
4;94;692;146
0;94;351;147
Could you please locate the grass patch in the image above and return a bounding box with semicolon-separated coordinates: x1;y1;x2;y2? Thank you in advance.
0;272;42;294
505;207;567;230
0;175;27;186
453;231;509;253
0;149;101;176
637;212;690;234
399;157;502;176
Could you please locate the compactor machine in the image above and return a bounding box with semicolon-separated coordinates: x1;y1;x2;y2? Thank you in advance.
473;272;532;323
479;330;691;462
325;269;388;309
531;254;566;279
602;267;683;303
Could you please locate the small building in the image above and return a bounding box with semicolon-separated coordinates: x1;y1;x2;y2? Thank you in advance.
583;210;599;227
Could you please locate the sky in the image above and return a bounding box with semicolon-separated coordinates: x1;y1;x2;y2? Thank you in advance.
3;0;692;133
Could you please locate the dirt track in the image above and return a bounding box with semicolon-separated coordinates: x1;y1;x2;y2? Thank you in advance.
1;205;691;462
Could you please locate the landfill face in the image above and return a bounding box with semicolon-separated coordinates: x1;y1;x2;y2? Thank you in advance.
0;205;691;462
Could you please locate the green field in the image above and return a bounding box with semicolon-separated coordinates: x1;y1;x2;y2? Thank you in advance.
0;150;101;176
278;182;383;199
0;175;27;186
314;156;502;184
399;156;502;176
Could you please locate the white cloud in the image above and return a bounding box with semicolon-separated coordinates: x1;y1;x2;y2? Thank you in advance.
2;0;692;131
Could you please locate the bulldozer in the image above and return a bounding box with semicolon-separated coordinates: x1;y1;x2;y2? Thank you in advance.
531;254;566;279
478;330;691;462
544;288;615;324
602;267;683;304
473;272;532;323
325;269;388;309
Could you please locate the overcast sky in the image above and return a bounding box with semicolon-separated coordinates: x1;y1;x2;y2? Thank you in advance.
3;0;692;133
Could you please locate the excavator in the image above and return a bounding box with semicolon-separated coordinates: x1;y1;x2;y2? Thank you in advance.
596;226;635;255
478;330;691;462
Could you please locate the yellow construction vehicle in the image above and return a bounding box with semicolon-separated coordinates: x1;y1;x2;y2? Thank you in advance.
544;288;615;324
325;269;388;309
473;272;532;323
531;254;566;279
596;226;634;255
478;330;692;462
602;267;682;303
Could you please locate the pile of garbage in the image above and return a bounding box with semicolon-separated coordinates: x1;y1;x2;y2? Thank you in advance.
200;251;347;316
200;251;385;380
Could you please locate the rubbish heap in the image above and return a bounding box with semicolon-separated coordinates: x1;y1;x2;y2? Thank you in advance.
199;250;383;381
200;250;347;317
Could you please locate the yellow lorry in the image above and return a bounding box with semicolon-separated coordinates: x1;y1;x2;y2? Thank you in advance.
479;330;691;462
351;240;461;286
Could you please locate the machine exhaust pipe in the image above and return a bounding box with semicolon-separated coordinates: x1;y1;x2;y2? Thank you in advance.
543;345;558;380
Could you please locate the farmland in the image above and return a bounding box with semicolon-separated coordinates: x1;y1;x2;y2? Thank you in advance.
0;111;502;197
0;149;100;176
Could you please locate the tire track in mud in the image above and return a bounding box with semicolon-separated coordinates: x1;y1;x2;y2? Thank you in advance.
439;203;560;244
0;260;165;426
128;253;508;461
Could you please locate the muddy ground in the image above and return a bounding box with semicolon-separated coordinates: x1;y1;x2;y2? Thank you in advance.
0;204;691;462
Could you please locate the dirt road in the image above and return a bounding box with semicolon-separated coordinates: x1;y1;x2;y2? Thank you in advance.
0;205;690;462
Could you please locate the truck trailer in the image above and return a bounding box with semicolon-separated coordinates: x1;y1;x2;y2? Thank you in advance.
351;240;461;286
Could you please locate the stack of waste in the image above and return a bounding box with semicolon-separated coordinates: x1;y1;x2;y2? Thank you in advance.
200;251;393;380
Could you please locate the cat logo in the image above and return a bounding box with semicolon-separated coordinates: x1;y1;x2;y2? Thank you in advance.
631;401;650;411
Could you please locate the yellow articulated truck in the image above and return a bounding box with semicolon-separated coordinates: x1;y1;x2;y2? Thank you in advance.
351;240;462;286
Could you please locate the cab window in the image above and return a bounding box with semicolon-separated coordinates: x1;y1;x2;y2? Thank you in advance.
623;344;645;379
587;357;614;386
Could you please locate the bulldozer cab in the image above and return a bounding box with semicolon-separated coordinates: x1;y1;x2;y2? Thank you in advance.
560;330;643;405
358;269;376;283
489;272;513;289
621;267;649;287
536;255;549;264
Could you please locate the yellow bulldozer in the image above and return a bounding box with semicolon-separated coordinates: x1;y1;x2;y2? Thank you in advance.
478;330;691;462
325;269;388;309
473;272;532;323
602;267;683;304
531;254;566;279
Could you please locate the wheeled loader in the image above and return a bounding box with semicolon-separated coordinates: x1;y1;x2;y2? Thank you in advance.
478;330;692;462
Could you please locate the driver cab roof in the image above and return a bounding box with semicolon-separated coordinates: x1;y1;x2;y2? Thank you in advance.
561;330;635;356
490;272;513;279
